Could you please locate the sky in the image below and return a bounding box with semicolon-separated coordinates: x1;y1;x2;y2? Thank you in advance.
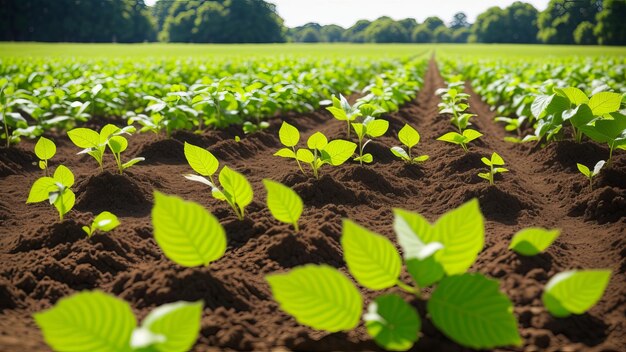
145;0;551;28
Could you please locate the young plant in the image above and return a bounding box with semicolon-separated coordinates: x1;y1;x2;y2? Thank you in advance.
34;136;56;176
183;158;254;221
152;191;227;266
436;84;475;133
509;227;560;256
267;200;523;351
67;124;139;172
326;94;362;138
390;124;429;164
35;290;203;352
82;211;120;237
274;122;357;179
107;134;145;175
577;160;605;191
351;116;388;165
0;80;31;148
263;179;303;232
26;165;75;221
437;129;482;152
478;152;509;185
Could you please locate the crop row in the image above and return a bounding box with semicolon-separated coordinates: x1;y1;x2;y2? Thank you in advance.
0;55;427;145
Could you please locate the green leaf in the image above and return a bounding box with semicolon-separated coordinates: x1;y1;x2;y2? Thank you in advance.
406;256;445;288
151;191;226;267
68;128;100;148
321;139;357;166
398;124;420;148
428;273;521;349
35;136;56;161
556;87;589;106
365;294;420;351
108;136;128;154
366;119;389;138
34;290;136;352
352;123;366;139
358;153;373;163
577;163;591;177
279;121;300;147
100;124;121;143
390;146;409;160
531;94;553;118
543;270;611;317
589;92;622;116
274;148;296;158
393;199;484;276
266;264;362;332
263;179;303;230
132;301;203;352
437;131;464;144
184;142;219;176
92;211;121;233
491;152;504;165
509;228;560;256
413;155;429;162
53;165;74;188
219;166;254;216
122;157;145;170
27;177;57;203
307;132;328;150
296;148;314;163
53;190;75;219
341;219;401;290
463;129;483;142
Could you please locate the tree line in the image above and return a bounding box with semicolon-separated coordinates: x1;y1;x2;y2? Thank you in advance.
1;0;624;45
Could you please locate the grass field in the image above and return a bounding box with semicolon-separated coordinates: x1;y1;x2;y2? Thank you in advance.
1;42;625;59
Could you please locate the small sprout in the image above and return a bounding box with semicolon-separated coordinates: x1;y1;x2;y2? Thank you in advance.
108;134;144;175
352;115;388;165
243;121;270;134
390;124;429;164
68;124;139;173
26;165;75;221
436;85;475;133
235;135;241;142
34;136;56;176
509;228;560;256
543;270;611;318
82;211;120;237
437;129;482;152
478;152;509;185
326;94;362;138
263;179;303;232
274;122;356;179
576;160;605;191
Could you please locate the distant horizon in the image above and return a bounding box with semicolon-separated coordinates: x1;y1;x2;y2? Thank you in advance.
144;0;550;28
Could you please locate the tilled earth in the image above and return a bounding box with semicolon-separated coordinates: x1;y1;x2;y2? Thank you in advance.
0;59;624;351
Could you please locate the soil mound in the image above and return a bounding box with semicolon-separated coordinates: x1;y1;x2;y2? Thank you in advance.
0;147;36;177
138;138;185;164
75;171;152;216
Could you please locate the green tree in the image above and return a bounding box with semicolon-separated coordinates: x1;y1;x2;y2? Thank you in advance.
537;0;601;44
398;18;418;34
434;26;452;43
575;21;597;44
452;27;471;43
594;0;626;45
422;17;445;31
472;6;509;43
364;17;410;43
412;26;433;43
506;1;539;43
321;24;344;42
343;20;371;42
450;12;470;29
301;28;321;43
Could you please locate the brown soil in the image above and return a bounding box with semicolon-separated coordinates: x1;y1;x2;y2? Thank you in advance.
0;59;624;352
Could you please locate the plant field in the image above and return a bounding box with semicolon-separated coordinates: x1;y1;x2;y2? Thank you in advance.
0;44;625;351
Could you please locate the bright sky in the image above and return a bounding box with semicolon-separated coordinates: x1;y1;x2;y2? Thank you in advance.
145;0;550;28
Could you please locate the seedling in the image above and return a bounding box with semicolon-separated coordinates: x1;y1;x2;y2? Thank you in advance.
576;160;605;191
478;152;509;185
0;80;33;148
82;211;120;237
34;136;56;176
274;122;356;179
34;290;203;352
390;124;429;164
543;270;611;318
351;115;388;165
263;179;303;231
183;155;253;221
26;165;75;221
509;228;560;256
437;129;482;152
67;124;139;172
267;200;524;351
326;94;362;138
436;84;475;133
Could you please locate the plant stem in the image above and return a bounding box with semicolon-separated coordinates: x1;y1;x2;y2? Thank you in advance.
346;120;351;139
358;136;363;166
292;146;305;175
589;176;593;191
2;105;8;148
490;165;494;185
396;280;420;296
293;222;299;232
